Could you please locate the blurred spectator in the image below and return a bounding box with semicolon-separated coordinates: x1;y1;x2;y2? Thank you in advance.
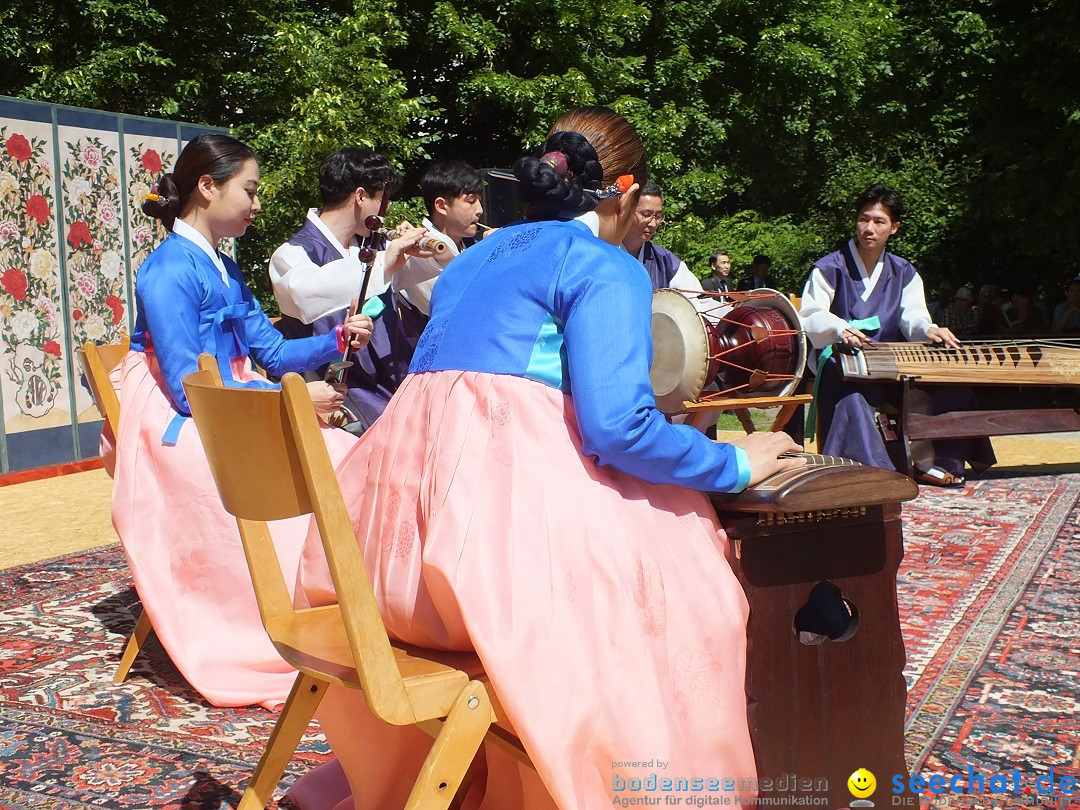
942;286;980;336
737;254;776;291
927;280;953;322
1052;276;1080;334
702;250;735;294
1002;286;1050;334
976;284;1007;334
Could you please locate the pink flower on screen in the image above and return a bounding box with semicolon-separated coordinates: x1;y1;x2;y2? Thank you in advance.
82;144;103;169
75;271;98;300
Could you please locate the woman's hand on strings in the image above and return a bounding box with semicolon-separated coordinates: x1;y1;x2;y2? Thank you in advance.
730;431;806;488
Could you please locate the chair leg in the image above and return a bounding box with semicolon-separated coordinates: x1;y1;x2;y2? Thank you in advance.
238;672;329;810
113;609;154;684
405;680;495;810
448;758;482;810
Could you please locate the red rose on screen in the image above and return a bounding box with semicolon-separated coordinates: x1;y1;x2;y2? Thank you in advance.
73;309;83;321
5;133;32;162
141;149;163;174
67;221;93;249
2;267;28;301
26;195;50;225
105;294;124;325
43;340;62;357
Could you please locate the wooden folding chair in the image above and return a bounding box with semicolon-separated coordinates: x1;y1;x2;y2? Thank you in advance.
77;336;129;436
182;358;529;809
76;337;157;686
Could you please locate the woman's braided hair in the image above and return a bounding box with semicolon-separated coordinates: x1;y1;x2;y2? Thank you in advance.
512;106;647;220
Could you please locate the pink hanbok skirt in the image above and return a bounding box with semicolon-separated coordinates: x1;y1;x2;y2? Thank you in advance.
293;370;756;809
109;350;357;708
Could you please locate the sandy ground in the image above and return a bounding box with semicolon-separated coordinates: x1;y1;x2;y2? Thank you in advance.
0;467;114;570
1;435;1077;571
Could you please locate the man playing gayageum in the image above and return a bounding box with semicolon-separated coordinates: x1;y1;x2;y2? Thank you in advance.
799;184;995;486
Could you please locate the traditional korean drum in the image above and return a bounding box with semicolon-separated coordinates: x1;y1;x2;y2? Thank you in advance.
650;288;806;414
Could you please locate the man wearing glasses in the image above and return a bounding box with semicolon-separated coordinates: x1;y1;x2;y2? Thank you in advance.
626;182;752;435
622;181;704;298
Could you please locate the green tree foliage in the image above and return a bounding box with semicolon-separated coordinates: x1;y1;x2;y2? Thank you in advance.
0;1;434;303
230;2;435;301
2;0;1077;305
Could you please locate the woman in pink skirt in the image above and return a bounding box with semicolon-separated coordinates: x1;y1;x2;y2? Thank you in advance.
293;108;804;807
110;134;370;708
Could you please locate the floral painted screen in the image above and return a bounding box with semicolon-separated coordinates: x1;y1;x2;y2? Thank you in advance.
0;96;226;474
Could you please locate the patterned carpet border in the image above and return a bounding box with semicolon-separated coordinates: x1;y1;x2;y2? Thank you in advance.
900;474;1080;769
0;545;326;809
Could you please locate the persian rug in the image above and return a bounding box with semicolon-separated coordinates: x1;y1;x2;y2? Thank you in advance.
0;471;1076;809
0;547;325;809
898;471;1080;801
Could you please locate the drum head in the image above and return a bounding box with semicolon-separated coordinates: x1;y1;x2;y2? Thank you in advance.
650;290;709;414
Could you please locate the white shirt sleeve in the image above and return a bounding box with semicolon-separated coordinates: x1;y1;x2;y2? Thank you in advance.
670;261;703;293
799;268;850;349
269;243;365;324
392;254;450;316
669;261;713;312
898;273;935;341
269;243;391;324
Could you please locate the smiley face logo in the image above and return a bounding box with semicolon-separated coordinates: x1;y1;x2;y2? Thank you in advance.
848;768;877;799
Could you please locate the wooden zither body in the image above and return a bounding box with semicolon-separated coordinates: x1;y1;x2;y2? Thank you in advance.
837;339;1080;475
711;455;919;808
837;338;1080;385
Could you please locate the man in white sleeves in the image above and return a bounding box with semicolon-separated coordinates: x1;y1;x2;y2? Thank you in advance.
391;160;486;316
799;183;994;485
269;147;429;431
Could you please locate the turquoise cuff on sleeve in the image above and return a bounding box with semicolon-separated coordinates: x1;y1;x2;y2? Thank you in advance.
732;446;752;492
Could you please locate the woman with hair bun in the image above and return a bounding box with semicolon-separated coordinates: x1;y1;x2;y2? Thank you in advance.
110;133;372;708
292;108;802;808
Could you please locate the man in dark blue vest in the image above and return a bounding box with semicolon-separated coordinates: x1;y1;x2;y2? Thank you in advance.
269;147;432;431
621;181;704;297
799;184;995;485
624;183;753;434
